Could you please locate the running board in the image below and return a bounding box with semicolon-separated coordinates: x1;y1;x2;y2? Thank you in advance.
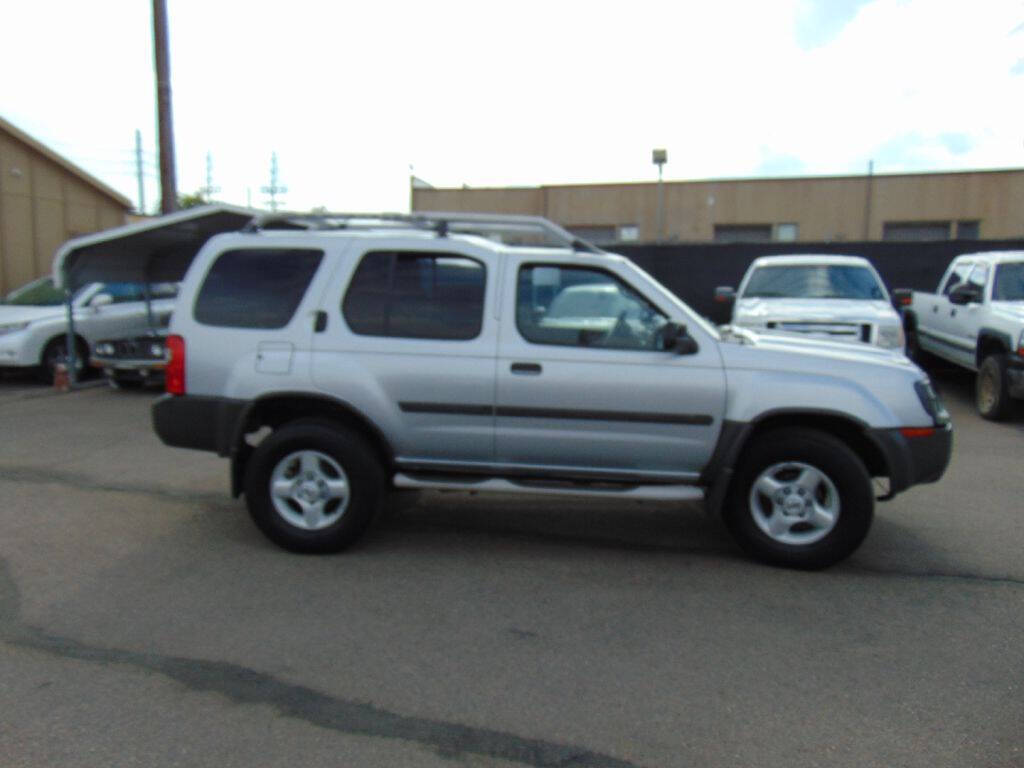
393;473;705;502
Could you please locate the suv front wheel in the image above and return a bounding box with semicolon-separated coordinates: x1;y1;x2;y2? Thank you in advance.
723;428;874;569
244;420;384;553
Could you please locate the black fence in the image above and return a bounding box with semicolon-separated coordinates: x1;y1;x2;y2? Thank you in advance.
614;239;1024;320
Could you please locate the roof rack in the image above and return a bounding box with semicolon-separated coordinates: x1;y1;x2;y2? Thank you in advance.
240;211;603;253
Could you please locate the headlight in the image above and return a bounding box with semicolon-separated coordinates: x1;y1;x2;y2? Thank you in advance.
95;343;116;356
876;324;905;349
0;321;30;336
914;379;950;426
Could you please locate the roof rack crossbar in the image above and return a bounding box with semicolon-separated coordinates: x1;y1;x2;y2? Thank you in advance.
240;211;602;253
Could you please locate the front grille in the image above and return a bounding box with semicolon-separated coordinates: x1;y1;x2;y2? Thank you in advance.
767;321;863;338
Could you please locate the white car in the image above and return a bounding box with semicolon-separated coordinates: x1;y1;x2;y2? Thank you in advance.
717;255;905;349
0;276;176;383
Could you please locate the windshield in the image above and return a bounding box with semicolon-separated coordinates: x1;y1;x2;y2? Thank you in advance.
742;265;886;300
992;263;1024;301
4;278;68;306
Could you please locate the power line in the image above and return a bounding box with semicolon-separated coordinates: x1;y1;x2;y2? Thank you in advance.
260;152;287;211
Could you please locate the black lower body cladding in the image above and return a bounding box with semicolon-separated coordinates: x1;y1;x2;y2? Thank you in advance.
867;423;953;493
152;394;246;456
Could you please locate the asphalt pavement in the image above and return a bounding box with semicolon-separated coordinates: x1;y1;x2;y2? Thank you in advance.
0;365;1021;767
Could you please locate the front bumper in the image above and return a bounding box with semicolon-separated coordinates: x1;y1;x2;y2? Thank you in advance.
868;423;953;496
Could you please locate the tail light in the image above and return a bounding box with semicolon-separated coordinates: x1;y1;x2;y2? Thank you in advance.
165;334;185;395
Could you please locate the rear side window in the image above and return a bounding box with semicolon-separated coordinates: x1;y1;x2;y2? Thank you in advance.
342;251;485;340
194;248;323;328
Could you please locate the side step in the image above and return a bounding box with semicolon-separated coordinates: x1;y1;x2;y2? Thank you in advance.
393;473;705;502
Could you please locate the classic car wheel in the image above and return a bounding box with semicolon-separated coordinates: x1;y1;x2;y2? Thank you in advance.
723;428;874;569
243;419;384;553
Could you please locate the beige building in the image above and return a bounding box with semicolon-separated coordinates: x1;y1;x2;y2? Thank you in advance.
412;168;1024;246
0;115;132;295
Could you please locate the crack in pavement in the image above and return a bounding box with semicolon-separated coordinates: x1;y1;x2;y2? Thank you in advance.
0;464;225;506
0;559;639;768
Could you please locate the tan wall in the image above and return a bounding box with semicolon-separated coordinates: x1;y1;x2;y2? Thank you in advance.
412;169;1024;244
0;130;128;295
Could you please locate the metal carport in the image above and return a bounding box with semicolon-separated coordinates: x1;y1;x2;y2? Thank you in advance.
51;204;257;384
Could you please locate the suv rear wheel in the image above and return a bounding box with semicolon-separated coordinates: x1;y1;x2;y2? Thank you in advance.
244;419;384;553
723;428;874;569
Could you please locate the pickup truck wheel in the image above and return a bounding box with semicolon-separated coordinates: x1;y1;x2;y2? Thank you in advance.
723;428;874;569
244;420;384;553
977;355;1015;421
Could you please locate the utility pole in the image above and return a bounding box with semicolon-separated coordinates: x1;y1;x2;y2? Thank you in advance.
134;129;146;214
261;152;287;211
863;159;874;240
199;151;220;201
152;0;178;213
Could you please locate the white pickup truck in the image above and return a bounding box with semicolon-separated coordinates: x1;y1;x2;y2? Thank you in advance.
897;251;1024;420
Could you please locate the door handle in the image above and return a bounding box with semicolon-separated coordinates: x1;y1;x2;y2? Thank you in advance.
510;362;542;375
950;309;957;317
932;305;939;313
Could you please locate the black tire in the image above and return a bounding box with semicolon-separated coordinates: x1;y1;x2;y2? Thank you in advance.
904;325;924;363
243;419;385;553
722;428;874;570
976;355;1015;421
37;336;89;385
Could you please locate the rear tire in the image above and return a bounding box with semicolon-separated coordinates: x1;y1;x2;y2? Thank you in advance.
244;420;385;553
723;428;874;569
976;354;1015;421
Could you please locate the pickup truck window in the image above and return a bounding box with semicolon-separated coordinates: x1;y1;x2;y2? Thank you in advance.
742;265;885;300
516;265;667;350
992;263;1024;301
342;251;485;341
966;264;989;291
940;263;972;295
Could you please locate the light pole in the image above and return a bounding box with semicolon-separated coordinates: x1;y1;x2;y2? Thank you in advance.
652;149;667;243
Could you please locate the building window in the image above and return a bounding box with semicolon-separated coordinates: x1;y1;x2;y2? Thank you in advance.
882;221;951;241
773;223;799;242
956;220;980;240
617;225;639;242
714;224;772;243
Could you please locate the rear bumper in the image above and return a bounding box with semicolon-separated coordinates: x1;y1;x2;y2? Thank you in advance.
152;394;246;456
867;423;953;496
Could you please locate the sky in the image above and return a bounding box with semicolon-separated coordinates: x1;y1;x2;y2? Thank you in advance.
1;0;1022;214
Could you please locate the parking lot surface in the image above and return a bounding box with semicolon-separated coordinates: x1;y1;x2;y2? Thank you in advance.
1;366;1022;767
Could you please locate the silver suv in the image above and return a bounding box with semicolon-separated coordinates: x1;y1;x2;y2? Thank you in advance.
153;213;952;569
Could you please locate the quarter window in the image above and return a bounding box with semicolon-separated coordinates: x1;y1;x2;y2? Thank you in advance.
194;248;324;328
342;251;485;340
517;265;668;351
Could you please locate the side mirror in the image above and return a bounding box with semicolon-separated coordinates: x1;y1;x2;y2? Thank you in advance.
949;284;981;306
891;288;913;308
89;293;113;309
659;322;699;355
712;286;736;325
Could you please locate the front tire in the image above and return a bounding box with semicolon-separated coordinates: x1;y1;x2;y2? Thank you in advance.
976;354;1015;421
723;428;874;569
243;420;385;553
38;336;89;385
